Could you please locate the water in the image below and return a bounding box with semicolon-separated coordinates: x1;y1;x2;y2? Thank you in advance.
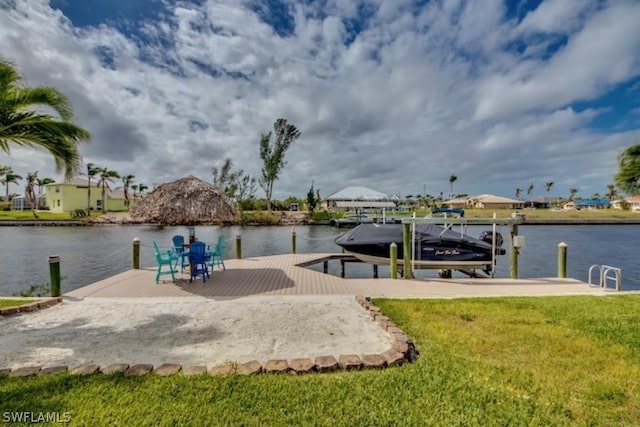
1;224;639;295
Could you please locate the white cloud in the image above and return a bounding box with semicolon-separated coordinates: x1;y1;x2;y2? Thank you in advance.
0;0;639;201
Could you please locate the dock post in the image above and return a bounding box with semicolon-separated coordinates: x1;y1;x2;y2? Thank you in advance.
558;242;567;278
341;260;346;278
402;223;412;279
132;237;140;269
291;229;297;254
390;242;398;279
236;235;242;259
509;224;519;279
373;264;378;278
48;255;61;297
323;260;328;274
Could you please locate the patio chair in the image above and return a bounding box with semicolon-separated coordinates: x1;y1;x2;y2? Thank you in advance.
208;235;226;271
171;235;190;272
189;241;210;283
153;242;178;283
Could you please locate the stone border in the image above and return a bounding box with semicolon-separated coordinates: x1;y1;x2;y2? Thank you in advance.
0;295;418;377
0;297;62;317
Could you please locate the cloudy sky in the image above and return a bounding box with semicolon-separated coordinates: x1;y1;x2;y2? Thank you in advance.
1;0;639;201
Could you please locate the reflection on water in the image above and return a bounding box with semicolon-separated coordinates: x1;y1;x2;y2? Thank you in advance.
1;224;639;295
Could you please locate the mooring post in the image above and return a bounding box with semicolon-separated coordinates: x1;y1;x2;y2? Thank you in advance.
291;229;297;254
558;242;567;278
48;255;61;297
132;237;140;269
509;224;519;279
402;223;412;279
235;234;242;259
390;242;398;279
341;260;346;278
323;260;328;274
373;264;378;278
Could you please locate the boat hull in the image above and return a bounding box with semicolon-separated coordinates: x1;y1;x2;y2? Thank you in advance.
334;223;505;271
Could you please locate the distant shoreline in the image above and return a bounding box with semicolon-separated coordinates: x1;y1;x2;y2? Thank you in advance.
1;218;640;226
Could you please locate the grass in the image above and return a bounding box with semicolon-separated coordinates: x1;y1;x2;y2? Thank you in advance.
0;211;75;221
1;295;639;425
0;299;35;309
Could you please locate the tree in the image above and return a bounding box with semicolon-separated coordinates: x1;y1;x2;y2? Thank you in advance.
307;182;318;212
96;167;120;213
84;163;99;214
1;166;22;201
137;183;148;196
122;174;135;209
259;118;301;211
527;183;534;196
448;175;457;199
515;188;522;200
607;184;617;200
36;176;54;208
24;171;38;218
0;59;90;179
544;181;554;207
614;142;640;195
568;188;579;202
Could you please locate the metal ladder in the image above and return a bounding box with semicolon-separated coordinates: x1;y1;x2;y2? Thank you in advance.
588;264;622;291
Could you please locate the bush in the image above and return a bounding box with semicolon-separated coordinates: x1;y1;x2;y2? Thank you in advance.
239;211;282;225
311;211;338;220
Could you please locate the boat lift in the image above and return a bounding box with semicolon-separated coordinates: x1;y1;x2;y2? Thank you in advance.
400;214;525;279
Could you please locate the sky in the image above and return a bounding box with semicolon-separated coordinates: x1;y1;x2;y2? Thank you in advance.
1;0;639;201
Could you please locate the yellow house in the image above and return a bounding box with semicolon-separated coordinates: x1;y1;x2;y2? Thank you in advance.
44;178;127;213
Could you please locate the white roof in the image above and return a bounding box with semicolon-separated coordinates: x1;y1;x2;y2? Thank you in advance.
326;186;389;201
335;201;396;208
473;194;523;204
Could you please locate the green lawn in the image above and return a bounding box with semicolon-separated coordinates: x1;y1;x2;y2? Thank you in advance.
1;295;639;425
0;299;35;309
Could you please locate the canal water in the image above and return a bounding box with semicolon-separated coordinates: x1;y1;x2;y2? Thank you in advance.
1;224;638;295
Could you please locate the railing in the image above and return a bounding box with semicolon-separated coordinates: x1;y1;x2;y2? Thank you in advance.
588;264;622;291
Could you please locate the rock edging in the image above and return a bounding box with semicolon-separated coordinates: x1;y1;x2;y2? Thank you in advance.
0;296;418;377
0;297;62;317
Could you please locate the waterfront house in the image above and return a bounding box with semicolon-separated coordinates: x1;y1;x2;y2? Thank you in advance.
323;186;395;212
445;194;524;210
611;196;640;211
573;199;610;210
44;178;126;213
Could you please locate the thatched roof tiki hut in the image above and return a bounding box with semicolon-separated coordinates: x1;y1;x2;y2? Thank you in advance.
130;176;239;225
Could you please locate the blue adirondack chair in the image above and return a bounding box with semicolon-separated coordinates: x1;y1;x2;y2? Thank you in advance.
189;241;209;283
208;235;226;271
171;235;190;272
153;242;178;283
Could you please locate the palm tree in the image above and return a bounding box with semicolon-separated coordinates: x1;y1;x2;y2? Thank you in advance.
96;167;120;213
84;163;100;214
122;174;135;209
131;184;138;198
448;175;457;199
614;142;640;195
607;184;617;200
36;176;54;208
1;167;22;201
568;188;578;202
137;183;148;196
24;171;38;218
515;188;522;200
545;181;554;207
0;59;90;179
527;183;534;196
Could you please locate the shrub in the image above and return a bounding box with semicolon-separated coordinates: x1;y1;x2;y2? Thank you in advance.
239;210;282;225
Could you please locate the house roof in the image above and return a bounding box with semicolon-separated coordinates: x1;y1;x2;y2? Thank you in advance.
46;177;98;187
473;194;523;204
326;186;389;201
335;201;396;208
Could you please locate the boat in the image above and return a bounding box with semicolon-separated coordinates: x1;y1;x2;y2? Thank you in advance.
334;223;506;276
329;212;375;228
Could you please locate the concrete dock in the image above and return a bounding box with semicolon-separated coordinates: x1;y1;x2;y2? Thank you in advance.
65;253;618;299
